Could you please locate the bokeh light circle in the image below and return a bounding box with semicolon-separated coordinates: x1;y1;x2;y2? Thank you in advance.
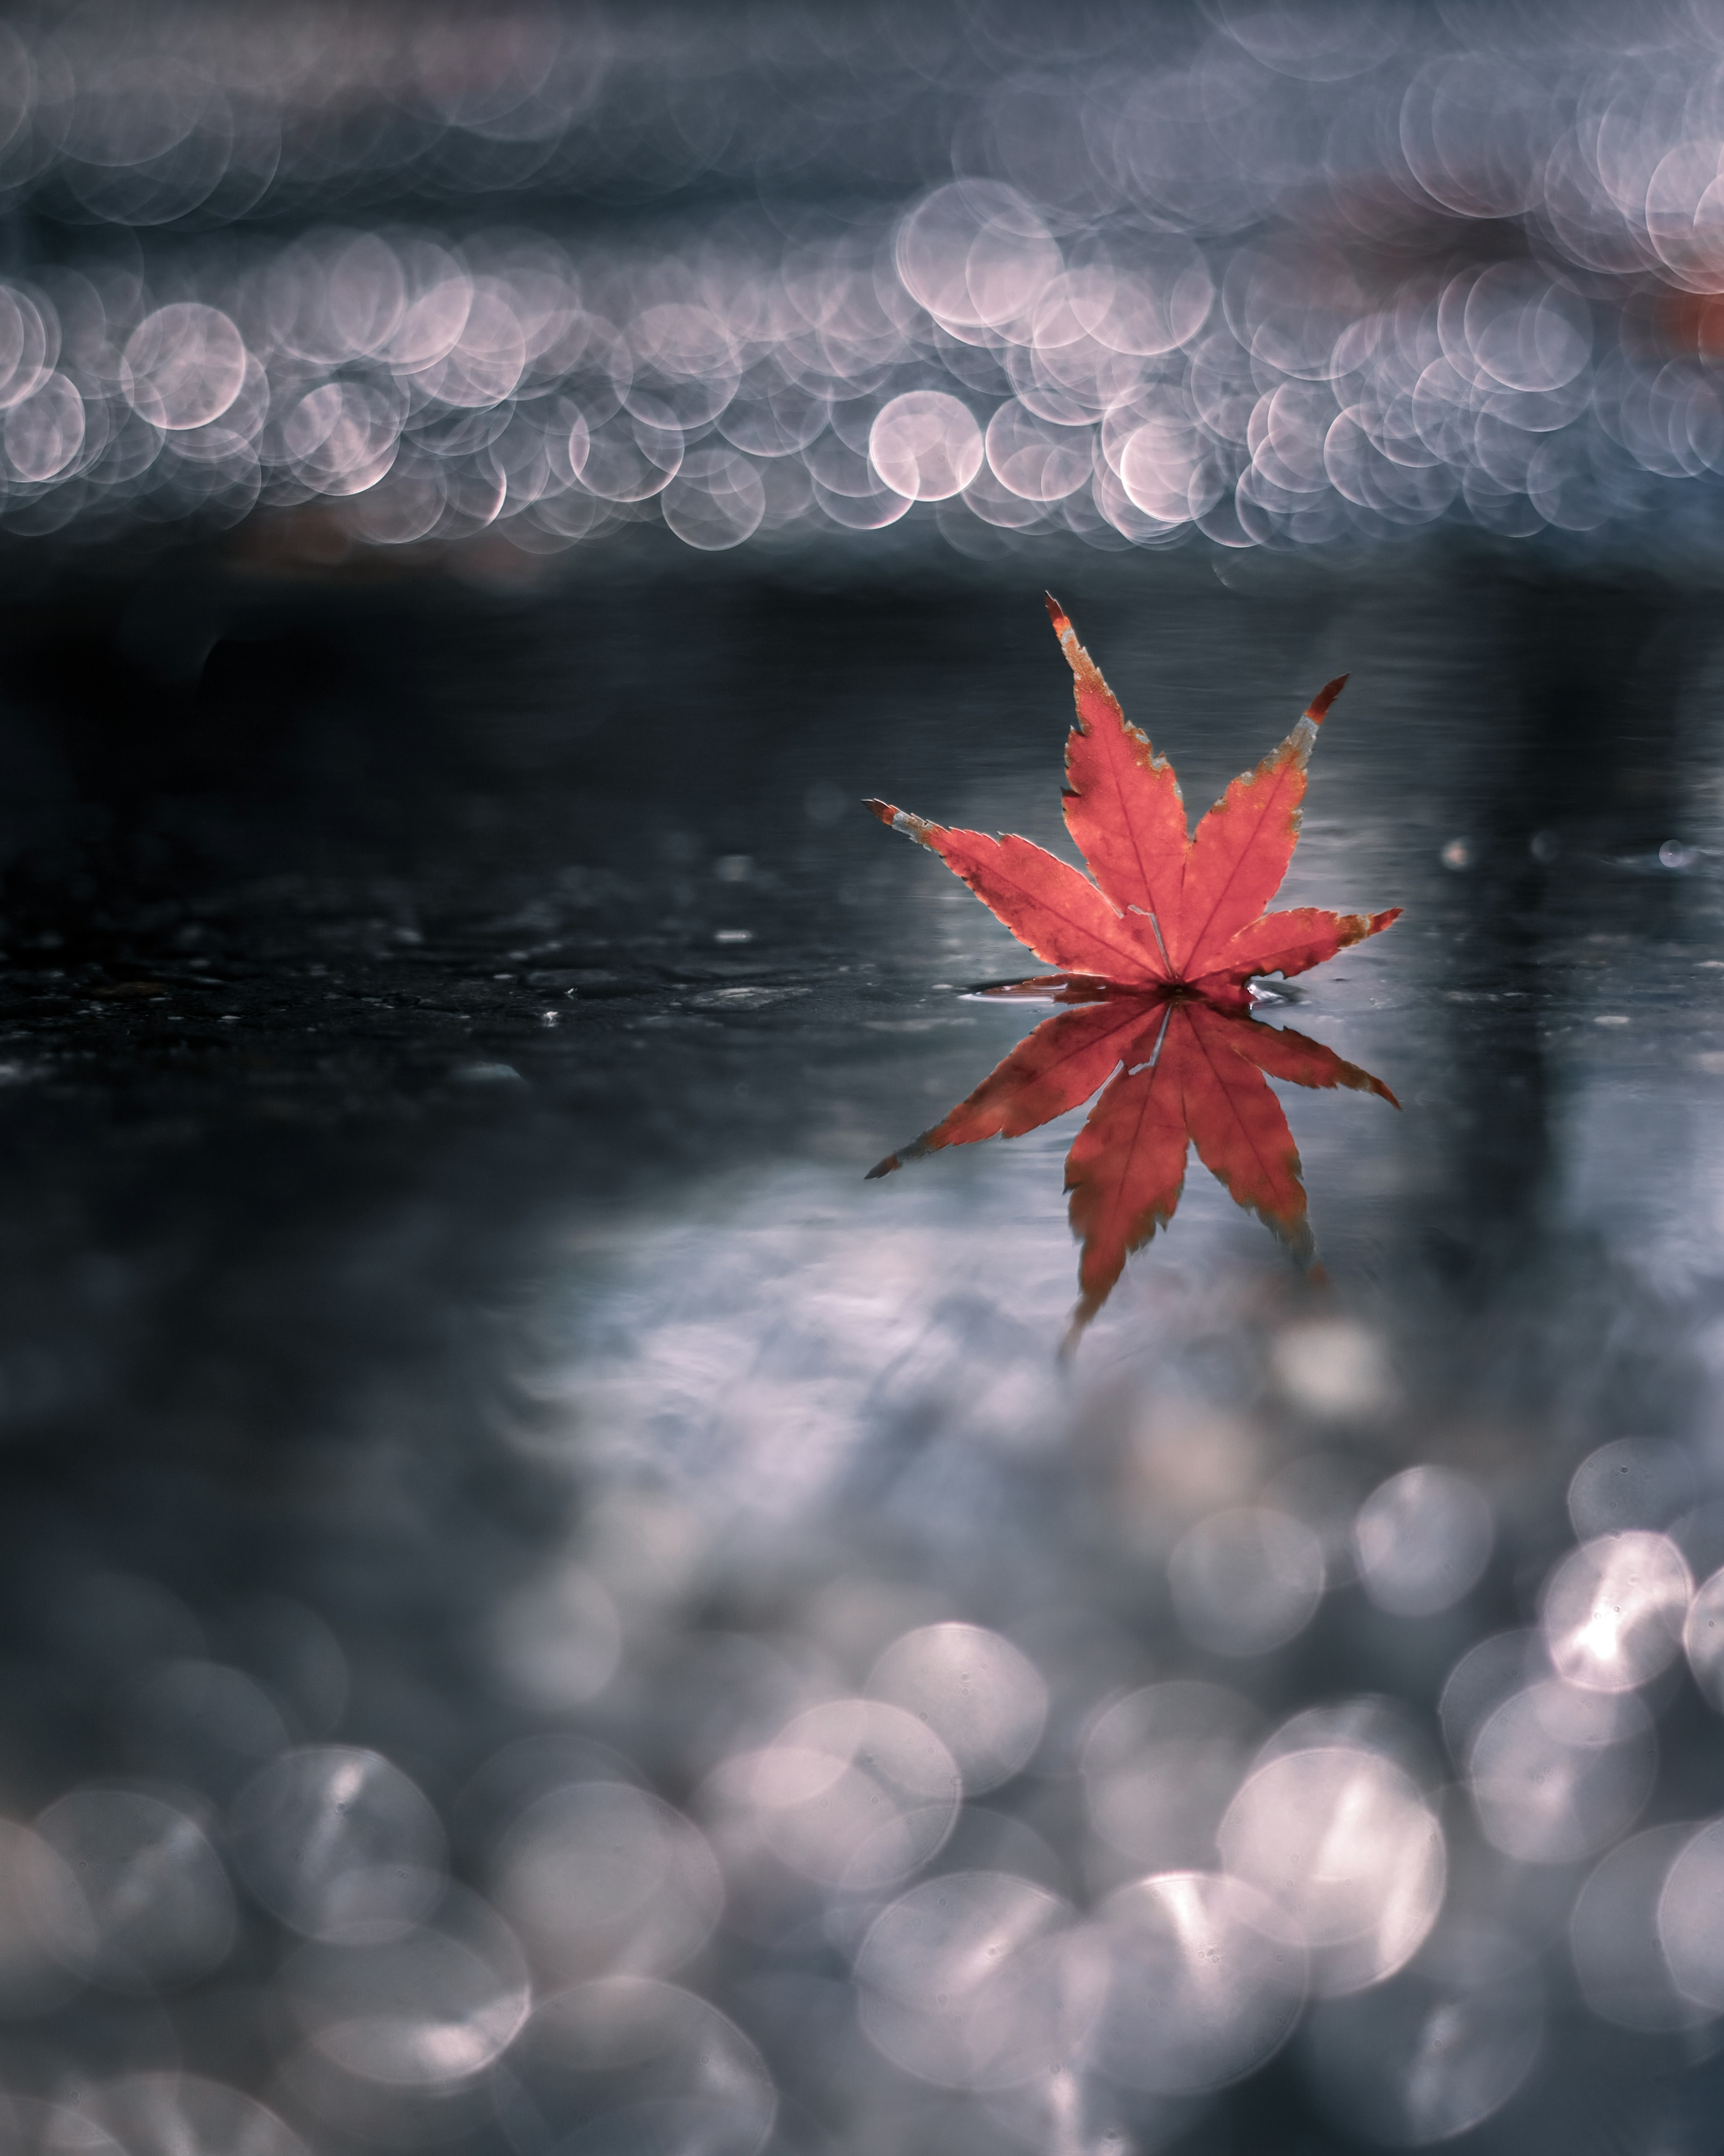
26;1789;234;1993
856;1870;1104;2090
1218;1745;1444;1992
123;303;247;430
1657;1817;1724;2011
703;1697;961;1893
1352;1465;1493;1617
1302;1962;1544;2146
229;1746;446;1944
866;1622;1047;1794
1169;1507;1326;1656
1094;1871;1308;2093
285;1883;532;2087
491;1780;722;1980
69;2074;310;2156
1468;1680;1655;1864
1082;1680;1262;1873
1540;1530;1692;1692
868;391;982;502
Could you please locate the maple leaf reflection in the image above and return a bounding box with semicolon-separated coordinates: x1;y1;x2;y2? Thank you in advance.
870;981;1397;1344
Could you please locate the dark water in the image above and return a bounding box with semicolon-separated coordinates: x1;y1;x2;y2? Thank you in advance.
0;541;1720;2152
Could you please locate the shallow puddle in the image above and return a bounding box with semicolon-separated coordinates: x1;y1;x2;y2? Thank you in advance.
0;548;1720;2151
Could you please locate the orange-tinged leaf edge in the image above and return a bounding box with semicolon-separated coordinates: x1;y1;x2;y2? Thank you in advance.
863;798;1167;983
1194;904;1404;991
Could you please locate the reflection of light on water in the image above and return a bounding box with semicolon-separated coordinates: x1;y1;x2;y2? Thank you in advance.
1467;1680;1656;1865
856;1870;1102;2092
866;1621;1048;1795
1218;1746;1445;1996
12;12;1724;555
704;1698;962;1894
1168;1506;1327;1656
1093;1870;1306;2094
467;1156;1724;2143
1082;1682;1263;1883
492;1781;721;1981
528;1165;1079;1526
19;1133;1724;2138
229;1744;447;1943
1353;1464;1493;1617
284;1883;531;2087
1540;1530;1692;1692
1570;1823;1715;2033
26;1788;235;1993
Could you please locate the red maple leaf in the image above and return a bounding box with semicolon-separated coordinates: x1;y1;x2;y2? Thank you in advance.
866;596;1400;1004
869;981;1398;1342
865;601;1403;1336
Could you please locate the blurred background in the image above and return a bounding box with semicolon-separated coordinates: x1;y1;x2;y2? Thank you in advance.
5;3;1724;2152
14;0;1724;558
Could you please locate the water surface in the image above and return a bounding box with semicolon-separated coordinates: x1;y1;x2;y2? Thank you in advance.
0;543;1718;2152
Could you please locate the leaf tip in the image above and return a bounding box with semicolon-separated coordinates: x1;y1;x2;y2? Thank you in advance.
1303;675;1349;726
865;798;932;844
1059;1300;1098;1358
1335;906;1403;954
1044;591;1080;662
